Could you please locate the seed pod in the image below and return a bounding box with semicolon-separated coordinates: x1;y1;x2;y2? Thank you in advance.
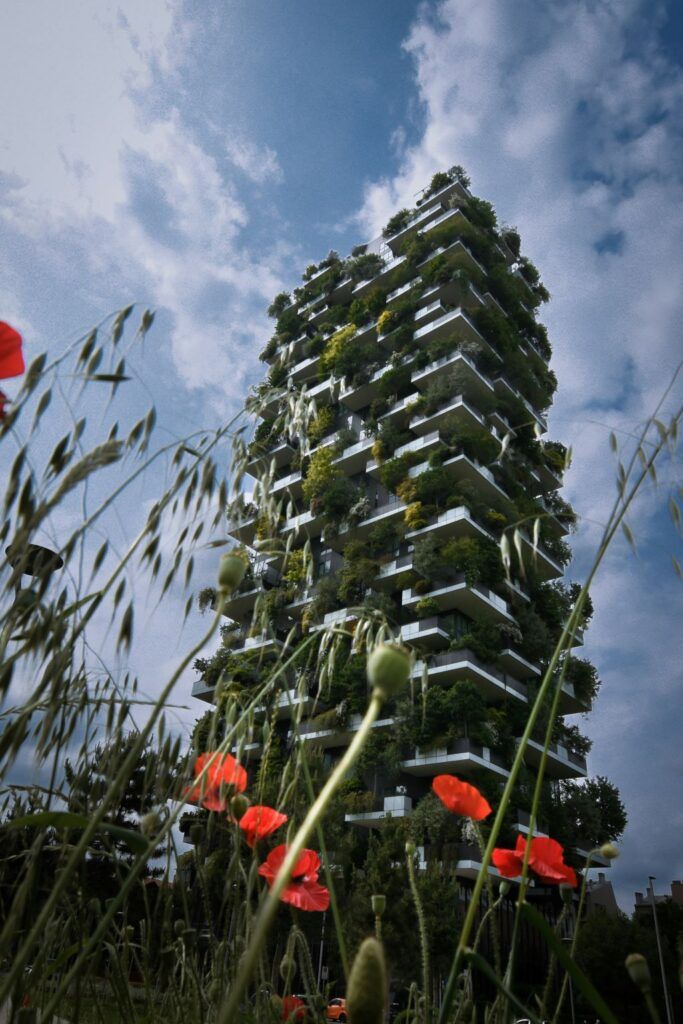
140;810;162;838
371;894;386;916
600;842;619;860
173;919;186;938
218;552;246;593
230;793;250;820
367;644;411;701
625;952;651;993
279;954;297;982
347;937;387;1024
498;880;511;897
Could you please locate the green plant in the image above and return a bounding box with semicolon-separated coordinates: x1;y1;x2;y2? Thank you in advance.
383;208;412;238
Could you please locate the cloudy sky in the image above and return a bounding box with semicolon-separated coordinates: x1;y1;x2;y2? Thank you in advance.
1;0;681;910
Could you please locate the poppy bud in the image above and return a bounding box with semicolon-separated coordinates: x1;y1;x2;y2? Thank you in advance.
405;840;416;857
140;811;162;838
347;937;387;1024
600;842;619;860
498;880;511;897
367;643;411;701
218;552;247;594
371;894;386;916
279;954;297;982
173;919;186;938
230;793;250;820
625;953;651;993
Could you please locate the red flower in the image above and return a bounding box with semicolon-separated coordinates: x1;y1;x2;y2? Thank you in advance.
432;775;492;820
184;751;247;812
281;995;306;1021
258;844;330;912
492;834;577;886
0;322;24;380
239;805;287;847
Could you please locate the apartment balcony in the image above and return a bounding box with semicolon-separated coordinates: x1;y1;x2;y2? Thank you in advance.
411;351;495;404
191;677;216;705
226;512;258;546
255;687;317;721
413;298;452;330
499;648;540;680
230;632;284;659
312;606;361;634
402;574;513;624
281;507;325;541
331;499;407;550
519;738;587;780
220;565;281;621
345;793;413;828
333;433;375;474
421;278;488;316
493;376;547;434
515;530;564;581
296;713;395;749
417;240;487;283
378;392;420;426
535;460;564;492
351;254;407;299
409;395;491;438
415;177;470;212
256;386;286;420
406;451;508;504
384;202;449;254
402;738;509;779
400;615;450;649
271;467;303;500
365;430;443;478
385;279;415;306
413;307;500;362
375;551;417;591
288;353;321;385
558;681;589;715
285;587;316;619
246;439;297;477
537;497;571;538
412;648;528;703
406;505;496;546
306;375;336;405
339;361;385;411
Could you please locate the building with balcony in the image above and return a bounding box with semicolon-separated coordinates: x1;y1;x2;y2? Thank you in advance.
194;166;613;885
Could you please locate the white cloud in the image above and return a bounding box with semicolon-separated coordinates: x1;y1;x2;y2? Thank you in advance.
355;0;683;905
225;137;283;185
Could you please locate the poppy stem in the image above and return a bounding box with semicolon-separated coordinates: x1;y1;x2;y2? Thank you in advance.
406;844;430;1023
217;689;385;1024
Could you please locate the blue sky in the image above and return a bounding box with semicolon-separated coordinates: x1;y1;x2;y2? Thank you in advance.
0;0;681;911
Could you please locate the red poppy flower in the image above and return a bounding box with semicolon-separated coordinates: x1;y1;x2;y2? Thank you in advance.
492;834;577;886
0;322;24;380
184;751;247;812
258;844;330;912
239;805;288;847
432;775;492;820
281;995;306;1021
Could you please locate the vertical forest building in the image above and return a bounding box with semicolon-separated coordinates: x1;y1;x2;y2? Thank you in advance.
193;166;619;890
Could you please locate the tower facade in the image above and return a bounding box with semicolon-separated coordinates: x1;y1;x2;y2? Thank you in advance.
194;166;610;875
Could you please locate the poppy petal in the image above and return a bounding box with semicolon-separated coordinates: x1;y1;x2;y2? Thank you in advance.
0;323;24;380
239;805;287;847
432;775;492;820
281;879;330;912
492;848;524;878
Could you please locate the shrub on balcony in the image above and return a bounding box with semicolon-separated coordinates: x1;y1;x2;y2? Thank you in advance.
320;325;378;384
564;658;601;706
302;447;337;506
378;451;420;492
365;287;388;317
307;405;335;446
348;297;371;327
259;335;279;361
404;502;427;530
378;363;412;401
415;597;440;618
366;520;404;558
438;536;504;589
424;171;451;197
267;292;291;318
404;679;490;750
383;208;412;238
440;418;500;465
346;252;386;283
372;421;412;462
377;309;394;335
338;547;379;605
401;232;431;268
464;196;497;232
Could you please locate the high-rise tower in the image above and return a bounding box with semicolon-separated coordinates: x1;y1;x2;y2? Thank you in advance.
193;166;618;885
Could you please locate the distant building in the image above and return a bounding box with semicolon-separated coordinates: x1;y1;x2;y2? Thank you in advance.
586;871;620;917
634;880;683;914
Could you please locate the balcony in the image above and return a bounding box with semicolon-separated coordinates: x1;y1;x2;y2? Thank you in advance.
402;574;512;623
413;307;499;362
409;395;489;437
226;512;258;546
411;351;495;403
558;681;589;715
230;632;284;659
413;299;451;329
516;530;564;581
281;507;325;541
519;738;587;780
378;392;420;426
345;793;413;828
246;439;297;477
417;240;487;282
415;177;470;212
296;713;395;749
312;606;361;634
339;361;385;412
400;615;450;649
220;565;281;621
288;353;321;385
406;451;508;504
406;505;496;546
499;648;540;680
331;499;407;550
412;648;528;703
333;433;375;474
493;376;547;434
384;202;448;254
285;587;316;619
351;254;407;299
402;738;509;779
271;468;303;500
365;430;442;478
255;687;317;721
191;677;216;705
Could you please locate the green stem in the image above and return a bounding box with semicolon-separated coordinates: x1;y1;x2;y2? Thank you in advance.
407;845;430;1023
551;851;594;1023
217;689;385;1023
